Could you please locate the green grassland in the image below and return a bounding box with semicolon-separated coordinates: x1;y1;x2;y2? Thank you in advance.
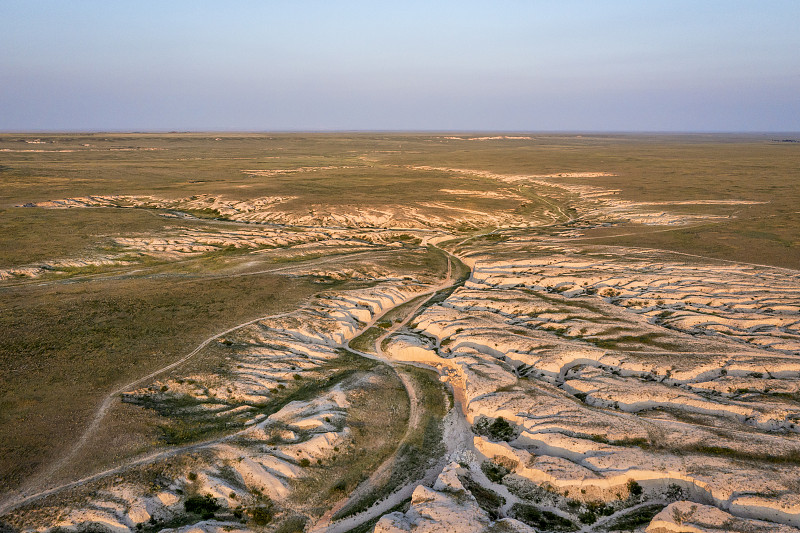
5;133;796;267
1;132;798;509
372;133;800;268
0;207;180;268
0;263;321;490
0;133;526;226
0;241;455;495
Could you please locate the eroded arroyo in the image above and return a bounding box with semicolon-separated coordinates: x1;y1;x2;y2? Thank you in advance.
380;240;800;532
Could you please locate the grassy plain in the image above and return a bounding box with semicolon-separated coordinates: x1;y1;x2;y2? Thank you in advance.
0;259;322;489
0;242;455;492
374;133;800;267
3;133;797;266
1;131;798;511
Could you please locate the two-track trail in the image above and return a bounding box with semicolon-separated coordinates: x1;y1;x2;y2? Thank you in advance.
310;241;483;533
0;248;412;514
0;241;472;530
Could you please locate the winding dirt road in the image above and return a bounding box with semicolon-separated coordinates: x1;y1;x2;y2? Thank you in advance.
0;241;469;528
0;308;306;516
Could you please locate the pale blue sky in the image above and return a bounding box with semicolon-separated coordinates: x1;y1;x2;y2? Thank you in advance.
1;1;798;131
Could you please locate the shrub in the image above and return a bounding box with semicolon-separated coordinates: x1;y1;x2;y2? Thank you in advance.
578;510;597;524
474;416;516;441
481;460;510;483
488;417;515;441
604;504;666;531
458;474;505;520
511;503;577;531
586;500;614;516
627;478;643;497
249;504;274;526
184;494;220;519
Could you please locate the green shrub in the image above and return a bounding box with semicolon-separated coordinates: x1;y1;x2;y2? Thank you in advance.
627;478;643;497
249;504;274;526
586;500;614;516
458;474;505;520
481;460;511;483
578;510;597;524
511;503;577;531
488;417;515;441
604;504;666;531
184;494;220;519
474;416;517;441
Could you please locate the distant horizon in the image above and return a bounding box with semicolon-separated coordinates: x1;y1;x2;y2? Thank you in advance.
2;130;799;136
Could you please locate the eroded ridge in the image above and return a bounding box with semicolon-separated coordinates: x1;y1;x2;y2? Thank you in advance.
0;221;423;281
469;248;800;355
381;244;800;531
20;190;544;231
409;165;745;227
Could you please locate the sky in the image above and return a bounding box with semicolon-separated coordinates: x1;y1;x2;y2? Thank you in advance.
1;1;799;132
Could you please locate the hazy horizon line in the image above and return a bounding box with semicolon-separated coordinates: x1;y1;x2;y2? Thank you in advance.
2;129;798;136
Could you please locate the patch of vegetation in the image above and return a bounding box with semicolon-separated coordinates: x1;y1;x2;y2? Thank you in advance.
474;416;516;441
289;364;409;519
592;431;800;465
0;207;173;269
246;502;275;526
601;503;666;531
613;437;650;449
627;479;643;497
184;494;221;519
481;460;511;483
349;325;384;354
687;445;800;465
136;512;201;533
129;395;249;445
503;475;553;504
588;333;681;350
578;500;616;525
332;365;450;520
481;233;509;242
523;289;604;313
511;503;578;531
273;515;307;533
459;474;506;520
578;510;597;524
